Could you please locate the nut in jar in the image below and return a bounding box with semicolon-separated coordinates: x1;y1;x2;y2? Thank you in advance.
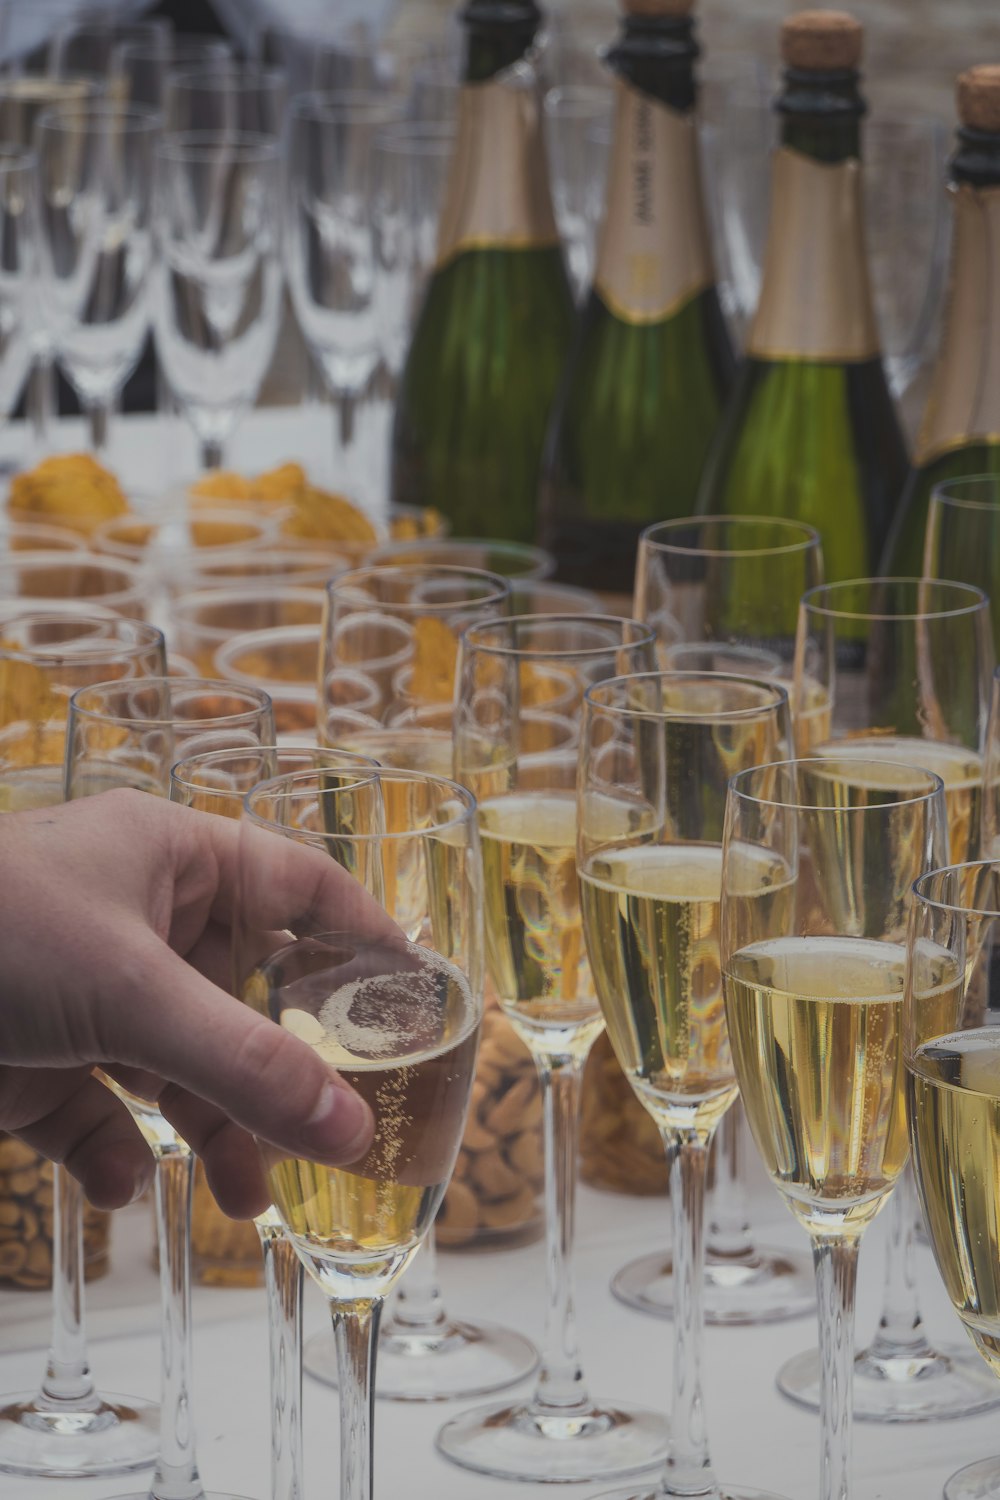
437;996;544;1248
580;1033;668;1195
0;1135;110;1289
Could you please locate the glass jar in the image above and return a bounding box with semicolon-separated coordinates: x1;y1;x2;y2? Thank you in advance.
580;1033;668;1195
0;1136;110;1289
190;1160;263;1288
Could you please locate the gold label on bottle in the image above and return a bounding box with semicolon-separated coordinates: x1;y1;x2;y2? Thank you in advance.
916;184;1000;465
435;62;560;267
748;147;880;362
593;81;714;324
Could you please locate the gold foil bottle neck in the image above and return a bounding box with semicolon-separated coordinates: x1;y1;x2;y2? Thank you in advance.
435;61;560;267
916;184;1000;465
593;79;714;324
747;146;880;363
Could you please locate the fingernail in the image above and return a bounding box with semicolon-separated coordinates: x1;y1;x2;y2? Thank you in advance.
300;1080;373;1162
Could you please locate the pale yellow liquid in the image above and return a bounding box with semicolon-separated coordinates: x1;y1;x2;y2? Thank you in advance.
581;842;793;1139
724;936;910;1237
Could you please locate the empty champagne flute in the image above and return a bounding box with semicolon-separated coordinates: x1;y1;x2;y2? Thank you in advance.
35;101;158;455
721;758;948;1500
578;671;793;1500
981;669;1000;859
162;65;287;138
171;587;327;678
236;767;484;1500
0;551;148;620
924;476;1000;654
47;15;170;80
440;615;668;1483
64;677;274;1500
112;37;235;115
153;132;283;471
623;515;824;1328
788;576;998;1422
170;743;379;1500
907;861;1000;1500
0;612;164;1477
0;144;39;466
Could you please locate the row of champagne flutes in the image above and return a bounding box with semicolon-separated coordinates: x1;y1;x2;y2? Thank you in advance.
7;479;1000;1495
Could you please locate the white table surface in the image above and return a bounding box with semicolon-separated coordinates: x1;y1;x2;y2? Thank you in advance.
0;1173;996;1500
3;405;998;1496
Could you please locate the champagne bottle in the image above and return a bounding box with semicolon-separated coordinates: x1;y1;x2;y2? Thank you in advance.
538;0;735;592
389;1;574;544
882;66;1000;575
697;10;908;583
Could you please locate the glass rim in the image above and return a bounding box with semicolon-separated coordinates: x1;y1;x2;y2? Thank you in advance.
0;144;37;172
912;860;1000;919
373;118;456;150
799;576;990;623
172;583;327;614
366;536;554;576
69;675;273;730
929;474;1000;514
584;670;790;722
35;100;162;132
328;562;512;612
155;130;283;162
728;756;945;813
639;514;822;560
169;742;378;794
114;36;234;62
243;764;477;841
166;63;287;92
461;613;655;660
0;613;163;665
289;88;405;125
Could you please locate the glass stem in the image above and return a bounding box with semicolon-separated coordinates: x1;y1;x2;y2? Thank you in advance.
200;438;225;471
705;1105;754;1261
532;1055;588;1415
662;1131;715;1498
385;1231;447;1333
337;393;357;450
39;1166;97;1408
259;1222;304;1500
151;1149;202;1500
28;353;55;450
813;1236;859;1500
86;399;111;455
332;1297;382;1500
864;1171;932;1362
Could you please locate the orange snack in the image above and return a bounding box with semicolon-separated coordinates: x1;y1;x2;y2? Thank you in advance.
8;454;128;537
283;485;379;546
411;617;459;704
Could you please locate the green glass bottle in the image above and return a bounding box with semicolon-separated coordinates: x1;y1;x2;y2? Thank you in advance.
390;1;574;543
881;66;1000;575
538;0;734;592
697;10;908;584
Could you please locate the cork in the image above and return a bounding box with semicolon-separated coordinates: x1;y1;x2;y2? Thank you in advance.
957;66;1000;133
622;0;695;15
781;11;863;72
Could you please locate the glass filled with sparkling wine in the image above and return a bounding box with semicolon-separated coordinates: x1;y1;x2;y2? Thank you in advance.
237;768;484;1500
908;861;1000;1500
721;759;949;1500
790;575;998;1423
578;670;793;1500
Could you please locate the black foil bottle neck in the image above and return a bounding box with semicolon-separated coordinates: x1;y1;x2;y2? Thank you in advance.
776;66;866;163
951;124;1000;189
606;13;699;112
461;1;543;82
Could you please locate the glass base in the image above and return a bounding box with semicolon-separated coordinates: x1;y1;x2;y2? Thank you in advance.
777;1341;1000;1422
0;1391;159;1478
944;1456;1000;1500
304;1317;539;1402
106;1492;254;1500
612;1244;815;1327
590;1483;790;1500
436;1397;670;1483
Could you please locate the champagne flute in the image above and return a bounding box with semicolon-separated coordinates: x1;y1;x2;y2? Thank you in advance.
622;515;825;1327
170;744;379;1500
0;551;148;620
35;101;159;456
0;612;164;1478
162;65;287;138
924;476;1000;653
907;861;1000;1500
171;587;328;678
113;37;236;115
367;537;555;580
981;669;1000;858
64;677;274;1500
153;132;283;471
787;575;998;1421
440;615;669;1483
237;766;484;1500
312;563;538;1402
578;671;793;1500
721;758;949;1500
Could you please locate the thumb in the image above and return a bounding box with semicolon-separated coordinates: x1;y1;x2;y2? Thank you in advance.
103;934;374;1166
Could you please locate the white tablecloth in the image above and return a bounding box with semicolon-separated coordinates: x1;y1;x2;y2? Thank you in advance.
0;1177;996;1500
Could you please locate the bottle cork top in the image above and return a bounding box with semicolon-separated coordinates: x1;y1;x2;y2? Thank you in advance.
957;65;1000;133
781;11;862;72
621;0;695;16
